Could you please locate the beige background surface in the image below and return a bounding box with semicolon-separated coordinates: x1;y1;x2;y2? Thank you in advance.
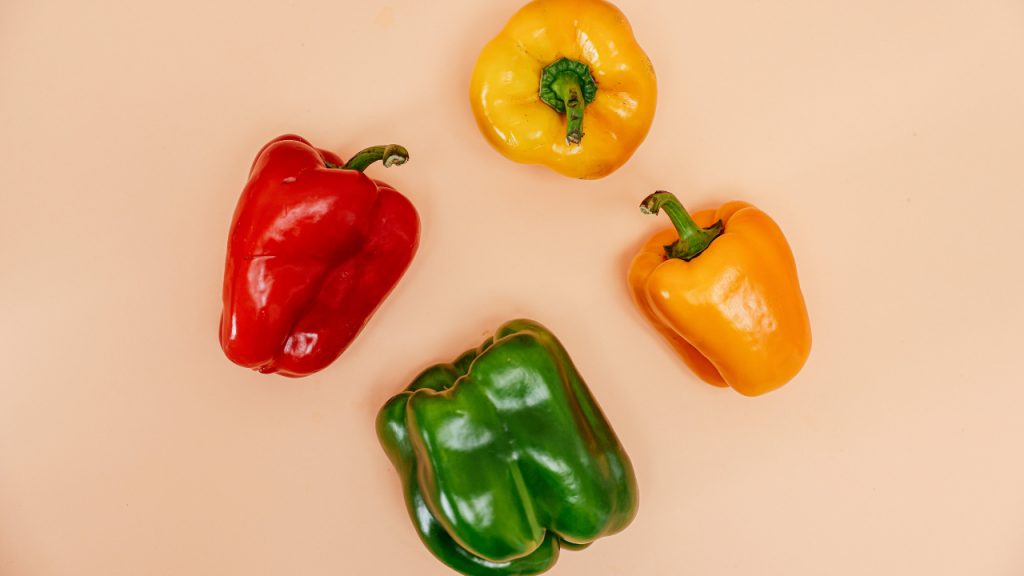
2;0;1023;574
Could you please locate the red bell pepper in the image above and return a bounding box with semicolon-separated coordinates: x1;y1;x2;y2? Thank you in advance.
219;135;419;377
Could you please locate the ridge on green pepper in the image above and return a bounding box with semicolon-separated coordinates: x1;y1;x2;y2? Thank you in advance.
376;319;639;576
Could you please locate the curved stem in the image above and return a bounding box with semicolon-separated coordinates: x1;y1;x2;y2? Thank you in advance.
640;191;724;261
327;145;409;172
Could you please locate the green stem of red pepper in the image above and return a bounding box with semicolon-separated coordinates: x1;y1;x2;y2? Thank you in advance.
539;58;598;145
324;145;410;172
640;191;724;261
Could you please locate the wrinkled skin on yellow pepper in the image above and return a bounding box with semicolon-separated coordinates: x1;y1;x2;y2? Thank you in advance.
628;192;812;396
469;0;657;180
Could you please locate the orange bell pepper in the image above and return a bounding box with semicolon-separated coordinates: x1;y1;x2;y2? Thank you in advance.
628;192;812;396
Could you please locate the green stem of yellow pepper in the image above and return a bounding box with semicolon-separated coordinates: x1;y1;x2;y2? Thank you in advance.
640;191;724;261
539;58;598;145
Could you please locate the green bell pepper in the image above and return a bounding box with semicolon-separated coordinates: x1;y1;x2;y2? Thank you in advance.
377;319;639;576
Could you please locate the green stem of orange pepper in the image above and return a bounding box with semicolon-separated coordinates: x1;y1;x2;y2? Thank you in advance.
640;191;723;261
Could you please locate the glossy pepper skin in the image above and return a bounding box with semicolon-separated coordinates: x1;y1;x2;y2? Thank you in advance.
377;319;638;576
628;192;811;396
469;0;657;180
220;135;419;377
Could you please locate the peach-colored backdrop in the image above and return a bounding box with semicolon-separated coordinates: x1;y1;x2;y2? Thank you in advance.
2;0;1023;574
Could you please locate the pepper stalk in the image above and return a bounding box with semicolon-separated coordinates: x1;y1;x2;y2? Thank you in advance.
323;145;410;172
539;58;598;145
640;191;724;261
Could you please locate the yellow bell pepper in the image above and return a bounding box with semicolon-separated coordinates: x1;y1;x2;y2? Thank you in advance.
628;192;812;396
469;0;657;180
